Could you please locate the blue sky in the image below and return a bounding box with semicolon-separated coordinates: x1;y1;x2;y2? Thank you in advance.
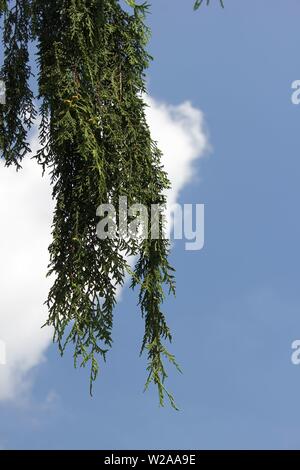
1;0;300;450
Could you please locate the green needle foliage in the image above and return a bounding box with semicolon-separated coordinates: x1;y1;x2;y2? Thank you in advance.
0;0;222;408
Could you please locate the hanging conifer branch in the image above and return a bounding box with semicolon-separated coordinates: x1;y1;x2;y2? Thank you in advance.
0;0;180;408
0;0;36;168
0;0;223;408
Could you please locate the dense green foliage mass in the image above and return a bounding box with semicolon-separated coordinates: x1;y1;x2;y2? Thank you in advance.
0;0;223;408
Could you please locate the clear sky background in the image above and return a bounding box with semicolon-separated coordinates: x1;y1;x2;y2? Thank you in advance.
1;0;300;450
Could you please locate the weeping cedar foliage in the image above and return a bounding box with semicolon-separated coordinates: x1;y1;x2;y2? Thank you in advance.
0;0;223;408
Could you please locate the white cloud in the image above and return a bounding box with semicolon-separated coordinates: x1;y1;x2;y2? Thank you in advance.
0;132;54;401
0;97;209;401
145;97;208;208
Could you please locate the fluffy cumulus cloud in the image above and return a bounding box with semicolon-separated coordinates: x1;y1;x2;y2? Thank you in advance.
0;132;54;401
145;97;208;209
0;97;209;401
